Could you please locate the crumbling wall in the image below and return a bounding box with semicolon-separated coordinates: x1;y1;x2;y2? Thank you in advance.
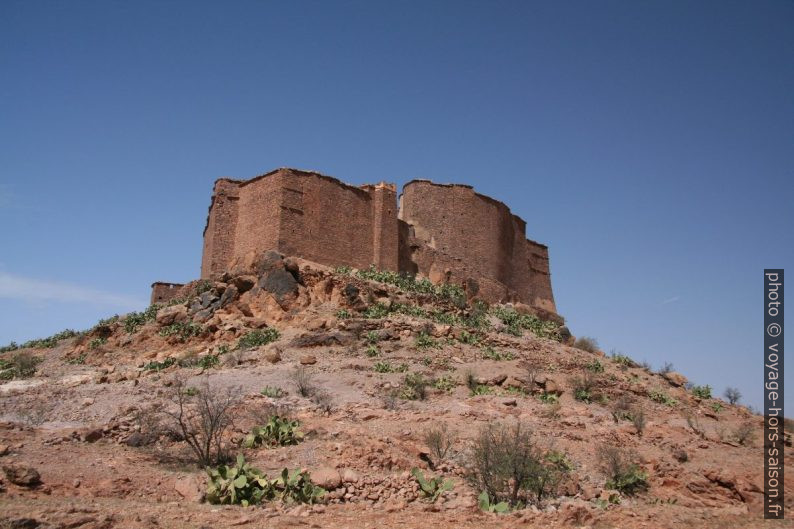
188;168;557;316
150;282;185;305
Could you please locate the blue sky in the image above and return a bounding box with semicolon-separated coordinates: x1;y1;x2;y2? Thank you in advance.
1;1;792;411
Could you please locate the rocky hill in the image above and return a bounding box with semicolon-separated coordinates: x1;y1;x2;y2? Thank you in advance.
0;250;790;528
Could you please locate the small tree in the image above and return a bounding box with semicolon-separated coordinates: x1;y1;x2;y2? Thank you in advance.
468;421;567;507
162;376;240;467
724;387;741;405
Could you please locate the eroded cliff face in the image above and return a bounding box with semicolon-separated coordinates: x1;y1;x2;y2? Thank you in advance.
194;168;556;317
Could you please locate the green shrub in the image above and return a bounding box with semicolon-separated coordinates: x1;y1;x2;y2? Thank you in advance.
490;307;561;340
237;328;280;350
374;361;394;373
411;468;454;502
586;359;604;373
459;330;479;345
244;416;303;448
88;336;107;350
468;421;570;507
365;330;380;343
648;389;677;406
355;265;465;304
365;344;380;357
125;305;161;334
143;358;176;371
432;374;456;392
691;384;712;399
66;353;87;365
415;332;437;349
598;445;648;495
478;491;510;513
0;352;42;379
206;455;325;506
158;321;203;342
335;309;351;319
610;352;637;368
0;342;19;354
260;386;284;398
482;346;514;361
198;354;220;369
363;303;390;319
539;392;559;404
470;384;493;396
400;372;429;400
569;373;598;403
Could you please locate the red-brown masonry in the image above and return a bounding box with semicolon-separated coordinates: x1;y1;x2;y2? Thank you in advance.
189;168;555;315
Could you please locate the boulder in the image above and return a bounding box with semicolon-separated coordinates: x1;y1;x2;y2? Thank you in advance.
232;275;257;294
156;305;188;326
300;355;317;365
311;467;342;490
341;468;360;484
3;465;41;487
174;474;205;503
663;371;688;387
259;269;298;301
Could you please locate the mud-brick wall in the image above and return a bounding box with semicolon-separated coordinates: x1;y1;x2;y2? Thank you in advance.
278;169;381;270
399;181;519;286
150;282;185;305
232;172;283;266
201;179;241;279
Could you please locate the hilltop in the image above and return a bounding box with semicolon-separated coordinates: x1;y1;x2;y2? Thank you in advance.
0;250;789;529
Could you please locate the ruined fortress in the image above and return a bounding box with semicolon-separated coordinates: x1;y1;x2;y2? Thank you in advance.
152;168;557;318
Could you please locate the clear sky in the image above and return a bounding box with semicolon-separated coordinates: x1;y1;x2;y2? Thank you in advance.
1;1;792;411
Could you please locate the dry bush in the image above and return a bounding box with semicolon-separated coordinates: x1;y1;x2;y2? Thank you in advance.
162;376;240;467
573;336;599;354
247;400;294;427
380;388;400;410
423;423;457;465
291;366;318;398
310;388;334;415
684;411;707;440
468;420;568;507
540;400;562;419
610;395;633;423
631;408;646;437
569;372;599;402
597;445;647;495
733;421;754;446
724;387;741;405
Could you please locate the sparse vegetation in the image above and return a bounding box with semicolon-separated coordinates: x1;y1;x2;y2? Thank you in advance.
352;264;466;305
585;359;604;373
482;346;514;361
158;321;204;342
691;384;712;399
684;411;707;439
125;305;160;334
569;372;598;403
261;386;284;398
648;389;677;406
400;372;429;400
423;424;457;464
290;366;317;397
432;374;456;392
162;377;240;466
490;307;561;340
598;445;648;495
237;328;280;350
206;455;325;506
411;468;454;502
335;309;351;319
610;352;637;368
733;421;754;446
244;416;303;448
374;361;395;373
659;362;674;375
143;357;176;371
88;336;107;350
414;332;438;349
572;336;599;353
468;420;570;507
724;386;741;405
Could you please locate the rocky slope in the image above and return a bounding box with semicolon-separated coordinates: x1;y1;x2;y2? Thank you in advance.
0;251;790;529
